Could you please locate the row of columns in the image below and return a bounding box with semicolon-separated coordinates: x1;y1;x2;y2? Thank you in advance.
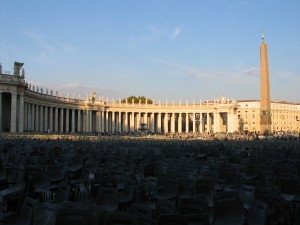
102;111;230;134
0;92;24;133
1;93;232;133
24;102;87;133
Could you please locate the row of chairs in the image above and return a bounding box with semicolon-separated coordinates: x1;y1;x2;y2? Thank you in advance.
0;136;299;225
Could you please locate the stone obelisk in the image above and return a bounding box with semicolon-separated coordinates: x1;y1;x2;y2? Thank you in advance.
260;31;271;135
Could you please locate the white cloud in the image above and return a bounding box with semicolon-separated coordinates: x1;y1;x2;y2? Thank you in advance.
24;30;54;53
23;29;75;65
172;27;181;39
128;25;165;51
242;67;260;76
128;25;182;50
28;81;118;99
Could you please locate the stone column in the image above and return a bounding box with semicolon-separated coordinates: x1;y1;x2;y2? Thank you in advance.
10;93;17;133
65;108;69;133
89;110;93;132
18;94;24;132
82;109;86;132
192;113;196;133
30;103;35;132
35;105;39;132
55;107;58;132
143;113;147;129
136;113;140;131
24;102;28;131
95;110;100;133
151;113;155;132
70;109;74;133
112;111;115;133
171;113;175;133
118;112;122;132
124;112;128;132
39;105;43;132
60;108;64;133
105;111;108;132
100;110;104;132
216;112;220;133
200;113;203;133
44;106;48;132
185;113;189;133
49;107;53;132
129;112;133;132
164;113;168;133
86;110;90;132
157;113;162;133
213;113;217;133
87;110;90;132
207;112;211;132
78;110;82;132
86;110;89;132
178;113;182;133
25;103;29;131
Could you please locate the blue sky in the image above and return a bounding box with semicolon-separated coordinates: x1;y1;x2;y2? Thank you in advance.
1;0;300;103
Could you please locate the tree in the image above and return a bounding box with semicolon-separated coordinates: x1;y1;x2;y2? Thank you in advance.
121;96;153;104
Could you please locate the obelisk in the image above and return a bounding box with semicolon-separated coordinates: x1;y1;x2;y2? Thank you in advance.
260;31;271;135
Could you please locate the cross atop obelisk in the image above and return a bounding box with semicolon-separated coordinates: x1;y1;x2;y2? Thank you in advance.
260;31;272;135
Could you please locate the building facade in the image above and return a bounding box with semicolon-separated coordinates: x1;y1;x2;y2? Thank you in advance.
0;62;299;134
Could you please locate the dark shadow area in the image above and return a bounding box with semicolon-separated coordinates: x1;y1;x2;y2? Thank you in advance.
0;134;299;225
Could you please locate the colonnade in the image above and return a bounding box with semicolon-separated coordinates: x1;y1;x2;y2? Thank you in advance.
11;102;232;134
0;91;235;134
0;71;235;133
24;108;231;134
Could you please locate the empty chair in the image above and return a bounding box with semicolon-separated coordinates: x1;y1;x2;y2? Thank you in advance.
8;197;38;225
119;179;135;207
186;214;210;225
178;179;195;199
94;187;119;212
144;163;158;177
134;183;156;209
90;177;118;199
69;169;89;199
222;173;241;192
280;181;300;202
157;214;187;225
247;200;268;225
140;176;158;198
154;178;179;200
239;184;255;210
24;167;51;200
193;179;214;207
129;203;154;224
104;212;141;225
55;208;90;225
154;199;176;220
178;198;209;216
212;191;246;225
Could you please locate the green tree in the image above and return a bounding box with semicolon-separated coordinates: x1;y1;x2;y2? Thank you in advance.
121;96;153;104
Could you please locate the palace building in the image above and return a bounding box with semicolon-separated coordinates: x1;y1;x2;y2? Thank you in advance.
1;37;300;134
